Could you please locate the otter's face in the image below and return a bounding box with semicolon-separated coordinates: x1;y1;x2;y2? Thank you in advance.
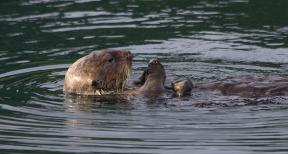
93;50;133;91
146;59;166;83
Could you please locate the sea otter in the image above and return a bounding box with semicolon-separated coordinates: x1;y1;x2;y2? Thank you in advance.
64;50;288;98
63;49;133;95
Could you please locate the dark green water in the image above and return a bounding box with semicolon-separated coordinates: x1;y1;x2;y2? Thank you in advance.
1;0;288;153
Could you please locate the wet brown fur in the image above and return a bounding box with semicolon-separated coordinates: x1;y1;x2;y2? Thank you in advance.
199;76;288;97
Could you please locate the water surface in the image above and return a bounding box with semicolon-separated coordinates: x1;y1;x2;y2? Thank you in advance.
1;0;288;153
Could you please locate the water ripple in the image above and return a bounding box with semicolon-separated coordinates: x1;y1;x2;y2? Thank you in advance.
44;24;137;32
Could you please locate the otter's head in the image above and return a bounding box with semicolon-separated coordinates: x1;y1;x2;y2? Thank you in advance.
88;49;133;92
145;59;166;84
64;49;133;95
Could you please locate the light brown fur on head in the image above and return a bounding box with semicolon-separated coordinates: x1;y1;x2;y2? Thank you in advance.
63;49;132;95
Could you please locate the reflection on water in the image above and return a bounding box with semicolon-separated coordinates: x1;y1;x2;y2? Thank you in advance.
1;0;288;153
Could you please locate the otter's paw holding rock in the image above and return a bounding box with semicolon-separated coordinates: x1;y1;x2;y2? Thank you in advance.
171;79;193;97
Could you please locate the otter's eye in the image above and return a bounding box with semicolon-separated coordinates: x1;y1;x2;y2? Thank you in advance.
108;57;114;63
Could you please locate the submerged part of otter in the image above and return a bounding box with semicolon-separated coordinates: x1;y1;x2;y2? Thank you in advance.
199;76;288;97
63;49;133;95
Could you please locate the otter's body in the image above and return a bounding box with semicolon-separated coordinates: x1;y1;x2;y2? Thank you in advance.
64;49;132;95
199;76;288;97
64;50;288;98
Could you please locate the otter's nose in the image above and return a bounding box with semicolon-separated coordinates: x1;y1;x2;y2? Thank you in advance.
149;58;160;64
